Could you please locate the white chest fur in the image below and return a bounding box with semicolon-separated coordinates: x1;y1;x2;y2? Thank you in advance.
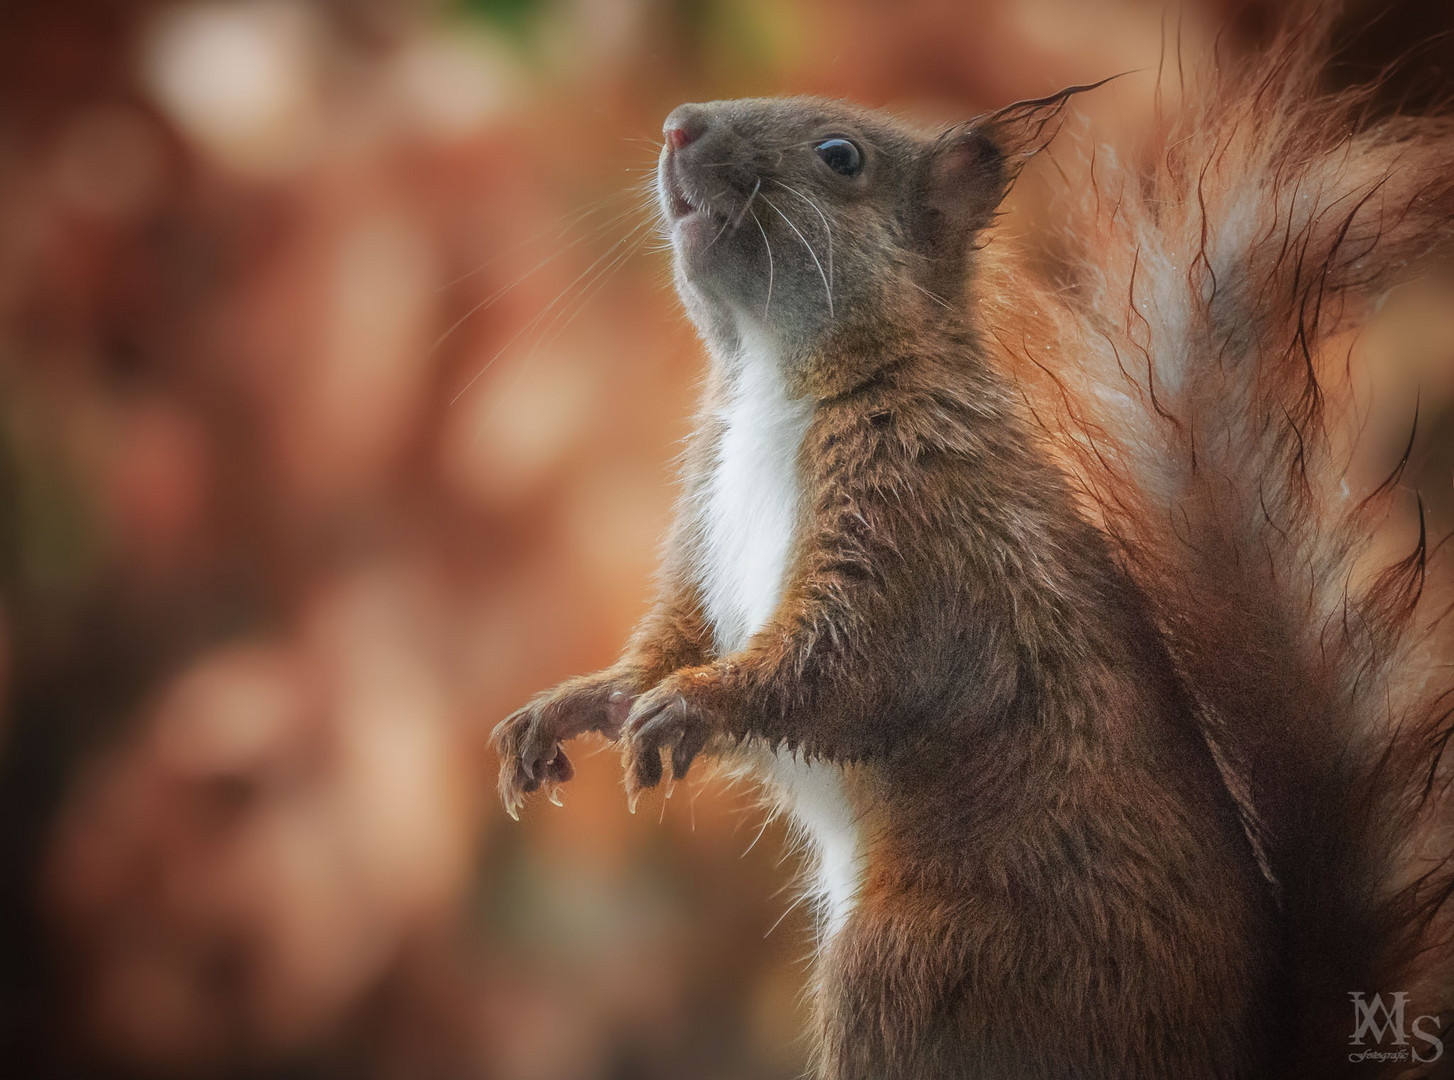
693;340;864;939
695;351;810;656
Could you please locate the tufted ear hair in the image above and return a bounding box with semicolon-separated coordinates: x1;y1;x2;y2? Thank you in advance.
920;125;1009;245
913;76;1122;267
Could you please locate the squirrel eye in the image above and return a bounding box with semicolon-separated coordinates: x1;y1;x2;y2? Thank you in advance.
815;138;863;177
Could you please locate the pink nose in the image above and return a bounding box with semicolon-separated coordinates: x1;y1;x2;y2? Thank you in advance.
663;105;709;153
665;125;697;151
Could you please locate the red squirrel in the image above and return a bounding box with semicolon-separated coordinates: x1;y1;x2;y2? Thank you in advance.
492;19;1454;1078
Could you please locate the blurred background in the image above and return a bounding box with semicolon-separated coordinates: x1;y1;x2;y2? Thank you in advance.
0;1;1450;1077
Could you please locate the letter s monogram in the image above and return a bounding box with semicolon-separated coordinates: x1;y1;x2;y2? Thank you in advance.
1412;1014;1444;1063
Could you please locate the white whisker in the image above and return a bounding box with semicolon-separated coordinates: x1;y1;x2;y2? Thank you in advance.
438;195;643;294
717;175;761;249
762;192;833;318
448;218;650;405
431;202;649;355
750;207;774;321
768;178;834;296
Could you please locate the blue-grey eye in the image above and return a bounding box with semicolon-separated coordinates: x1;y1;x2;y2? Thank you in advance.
815;138;863;176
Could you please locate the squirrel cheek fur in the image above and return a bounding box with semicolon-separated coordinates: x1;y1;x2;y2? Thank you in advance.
494;26;1454;1080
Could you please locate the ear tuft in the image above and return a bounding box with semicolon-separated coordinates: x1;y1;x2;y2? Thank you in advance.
916;75;1123;254
983;74;1123;158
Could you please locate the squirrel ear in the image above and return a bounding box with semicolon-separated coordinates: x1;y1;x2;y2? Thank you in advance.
905;127;1008;289
913;78;1117;262
921;127;1009;241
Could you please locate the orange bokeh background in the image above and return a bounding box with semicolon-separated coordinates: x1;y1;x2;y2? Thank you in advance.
1;2;1450;1078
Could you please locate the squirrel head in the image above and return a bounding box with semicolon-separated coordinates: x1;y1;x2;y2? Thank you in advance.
655;92;1081;386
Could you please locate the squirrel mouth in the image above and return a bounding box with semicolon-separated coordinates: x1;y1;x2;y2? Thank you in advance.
662;163;724;226
666;179;708;222
668;185;695;219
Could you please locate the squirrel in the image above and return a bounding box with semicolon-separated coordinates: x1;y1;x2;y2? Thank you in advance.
492;15;1454;1079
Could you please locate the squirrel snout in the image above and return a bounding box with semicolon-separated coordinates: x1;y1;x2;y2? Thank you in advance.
663;104;710;153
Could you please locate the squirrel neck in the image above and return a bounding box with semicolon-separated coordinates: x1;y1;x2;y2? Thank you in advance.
707;290;979;405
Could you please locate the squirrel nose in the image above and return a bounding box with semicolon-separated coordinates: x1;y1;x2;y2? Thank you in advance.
664;105;709;152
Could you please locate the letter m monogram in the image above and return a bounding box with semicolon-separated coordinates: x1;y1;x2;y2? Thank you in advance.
1350;992;1410;1046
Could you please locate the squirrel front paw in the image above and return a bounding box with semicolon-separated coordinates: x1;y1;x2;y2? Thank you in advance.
492;669;639;819
620;671;722;810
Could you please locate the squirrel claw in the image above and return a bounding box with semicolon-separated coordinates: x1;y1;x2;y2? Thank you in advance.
621;681;715;802
491;674;616;819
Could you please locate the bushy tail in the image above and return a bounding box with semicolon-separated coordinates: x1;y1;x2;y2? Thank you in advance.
979;14;1454;1076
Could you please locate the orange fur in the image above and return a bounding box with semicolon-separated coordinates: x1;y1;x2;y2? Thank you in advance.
980;15;1454;1071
